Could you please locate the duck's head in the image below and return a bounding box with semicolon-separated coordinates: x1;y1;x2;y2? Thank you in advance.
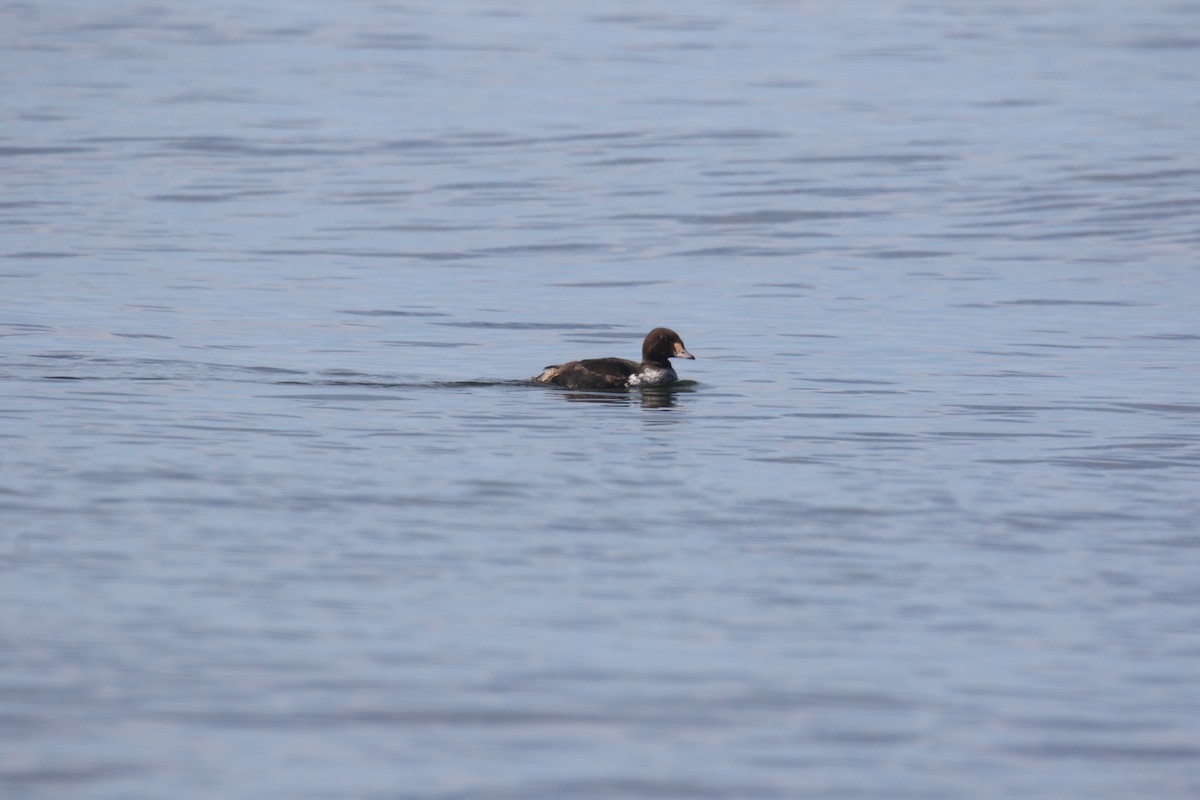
642;327;694;364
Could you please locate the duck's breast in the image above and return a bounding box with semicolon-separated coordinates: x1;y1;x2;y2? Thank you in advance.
627;365;678;387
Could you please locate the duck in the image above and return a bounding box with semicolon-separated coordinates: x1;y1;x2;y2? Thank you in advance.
533;327;695;390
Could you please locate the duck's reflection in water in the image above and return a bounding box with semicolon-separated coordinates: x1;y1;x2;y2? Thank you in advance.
557;383;697;409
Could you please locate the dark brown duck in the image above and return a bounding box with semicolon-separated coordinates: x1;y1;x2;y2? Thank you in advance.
532;327;695;390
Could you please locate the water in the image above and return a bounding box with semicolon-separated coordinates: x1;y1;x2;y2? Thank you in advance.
3;2;1199;798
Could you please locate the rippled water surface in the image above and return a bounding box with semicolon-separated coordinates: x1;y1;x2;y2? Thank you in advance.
3;2;1199;798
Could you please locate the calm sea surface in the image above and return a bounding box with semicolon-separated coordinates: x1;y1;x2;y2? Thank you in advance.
3;2;1199;798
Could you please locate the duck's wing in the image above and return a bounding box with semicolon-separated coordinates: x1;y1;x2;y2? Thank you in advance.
533;358;638;390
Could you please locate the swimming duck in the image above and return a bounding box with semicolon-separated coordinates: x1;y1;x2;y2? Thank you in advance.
533;327;695;390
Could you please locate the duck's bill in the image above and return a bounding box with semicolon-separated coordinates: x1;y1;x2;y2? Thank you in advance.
675;349;695;360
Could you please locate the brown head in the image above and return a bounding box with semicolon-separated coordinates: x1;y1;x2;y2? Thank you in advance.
642;327;695;365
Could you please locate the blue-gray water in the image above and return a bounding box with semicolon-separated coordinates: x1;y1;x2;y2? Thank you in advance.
3;2;1199;798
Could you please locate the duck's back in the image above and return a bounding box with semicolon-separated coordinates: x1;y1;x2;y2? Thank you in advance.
534;357;638;390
